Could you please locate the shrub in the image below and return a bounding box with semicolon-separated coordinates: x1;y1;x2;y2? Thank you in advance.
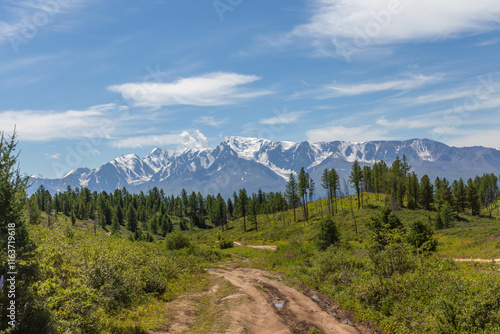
368;207;406;248
219;240;233;249
165;231;191;250
406;220;438;252
316;218;340;250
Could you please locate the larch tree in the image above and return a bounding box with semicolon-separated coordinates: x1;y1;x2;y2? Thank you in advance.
285;173;299;222
349;160;363;209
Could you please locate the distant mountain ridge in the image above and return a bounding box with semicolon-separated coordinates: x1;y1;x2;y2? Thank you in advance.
29;137;500;197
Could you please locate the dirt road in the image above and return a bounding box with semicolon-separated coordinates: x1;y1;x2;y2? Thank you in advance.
233;241;277;251
154;257;372;334
211;264;366;334
453;257;500;263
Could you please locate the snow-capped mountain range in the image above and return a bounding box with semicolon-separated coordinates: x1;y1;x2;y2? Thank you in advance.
29;137;500;197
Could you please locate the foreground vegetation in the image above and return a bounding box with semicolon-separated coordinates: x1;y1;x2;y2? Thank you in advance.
2;131;500;333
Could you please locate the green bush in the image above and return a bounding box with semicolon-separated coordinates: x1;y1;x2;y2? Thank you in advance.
219;240;234;249
165;232;191;250
406;220;438;252
316;218;340;250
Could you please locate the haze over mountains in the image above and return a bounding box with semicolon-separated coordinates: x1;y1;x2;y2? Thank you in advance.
29;137;500;197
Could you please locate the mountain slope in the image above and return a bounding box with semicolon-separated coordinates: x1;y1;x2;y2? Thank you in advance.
29;137;500;197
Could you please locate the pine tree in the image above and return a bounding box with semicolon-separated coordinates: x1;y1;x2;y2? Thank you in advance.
0;131;42;331
349;160;363;209
329;168;339;213
466;178;481;216
116;204;124;225
26;197;42;225
435;177;453;209
406;172;419;210
111;212;121;234
298;167;310;221
70;209;77;226
452;179;466;213
126;203;137;232
419;175;434;210
227;198;234;219
238;189;249;231
321;168;332;214
285;173;299;222
308;178;315;205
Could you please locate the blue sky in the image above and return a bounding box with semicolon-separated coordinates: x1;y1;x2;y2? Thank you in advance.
1;0;500;178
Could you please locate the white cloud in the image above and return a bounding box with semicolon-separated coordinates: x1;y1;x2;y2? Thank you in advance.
45;153;61;159
288;0;500;56
306;125;389;142
376;117;432;129
259;111;307;125
0;0;89;48
391;90;472;106
110;130;208;149
443;129;500;149
108;72;272;108
0;103;119;141
194;116;227;127
326;74;440;96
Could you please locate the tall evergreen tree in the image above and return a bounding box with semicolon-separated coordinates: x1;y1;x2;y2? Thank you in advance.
285;173;299;222
328;168;339;213
126;203;137;232
349;160;363;209
0;131;43;331
466;178;481;216
452;178;466;213
298;167;310;221
419;175;434;210
321;168;332;214
238;189;249;231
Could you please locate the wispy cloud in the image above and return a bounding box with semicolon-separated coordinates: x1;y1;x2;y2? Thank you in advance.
108;72;272;108
0;0;89;50
45;153;61;159
473;38;499;47
390;89;472;106
194;116;227;127
446;129;500;148
306;125;389;142
287;0;500;56
0;103;119;141
110;130;208;149
326;74;441;96
376;117;431;129
259;111;307;125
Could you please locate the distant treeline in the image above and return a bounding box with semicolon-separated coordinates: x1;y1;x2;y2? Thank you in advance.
320;156;499;215
28;155;499;239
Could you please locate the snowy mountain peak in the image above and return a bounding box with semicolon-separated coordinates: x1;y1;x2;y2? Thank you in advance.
410;139;435;162
29;138;500;197
224;136;272;160
149;147;167;156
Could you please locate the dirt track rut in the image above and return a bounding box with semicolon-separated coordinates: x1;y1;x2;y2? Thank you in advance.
210;264;365;334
